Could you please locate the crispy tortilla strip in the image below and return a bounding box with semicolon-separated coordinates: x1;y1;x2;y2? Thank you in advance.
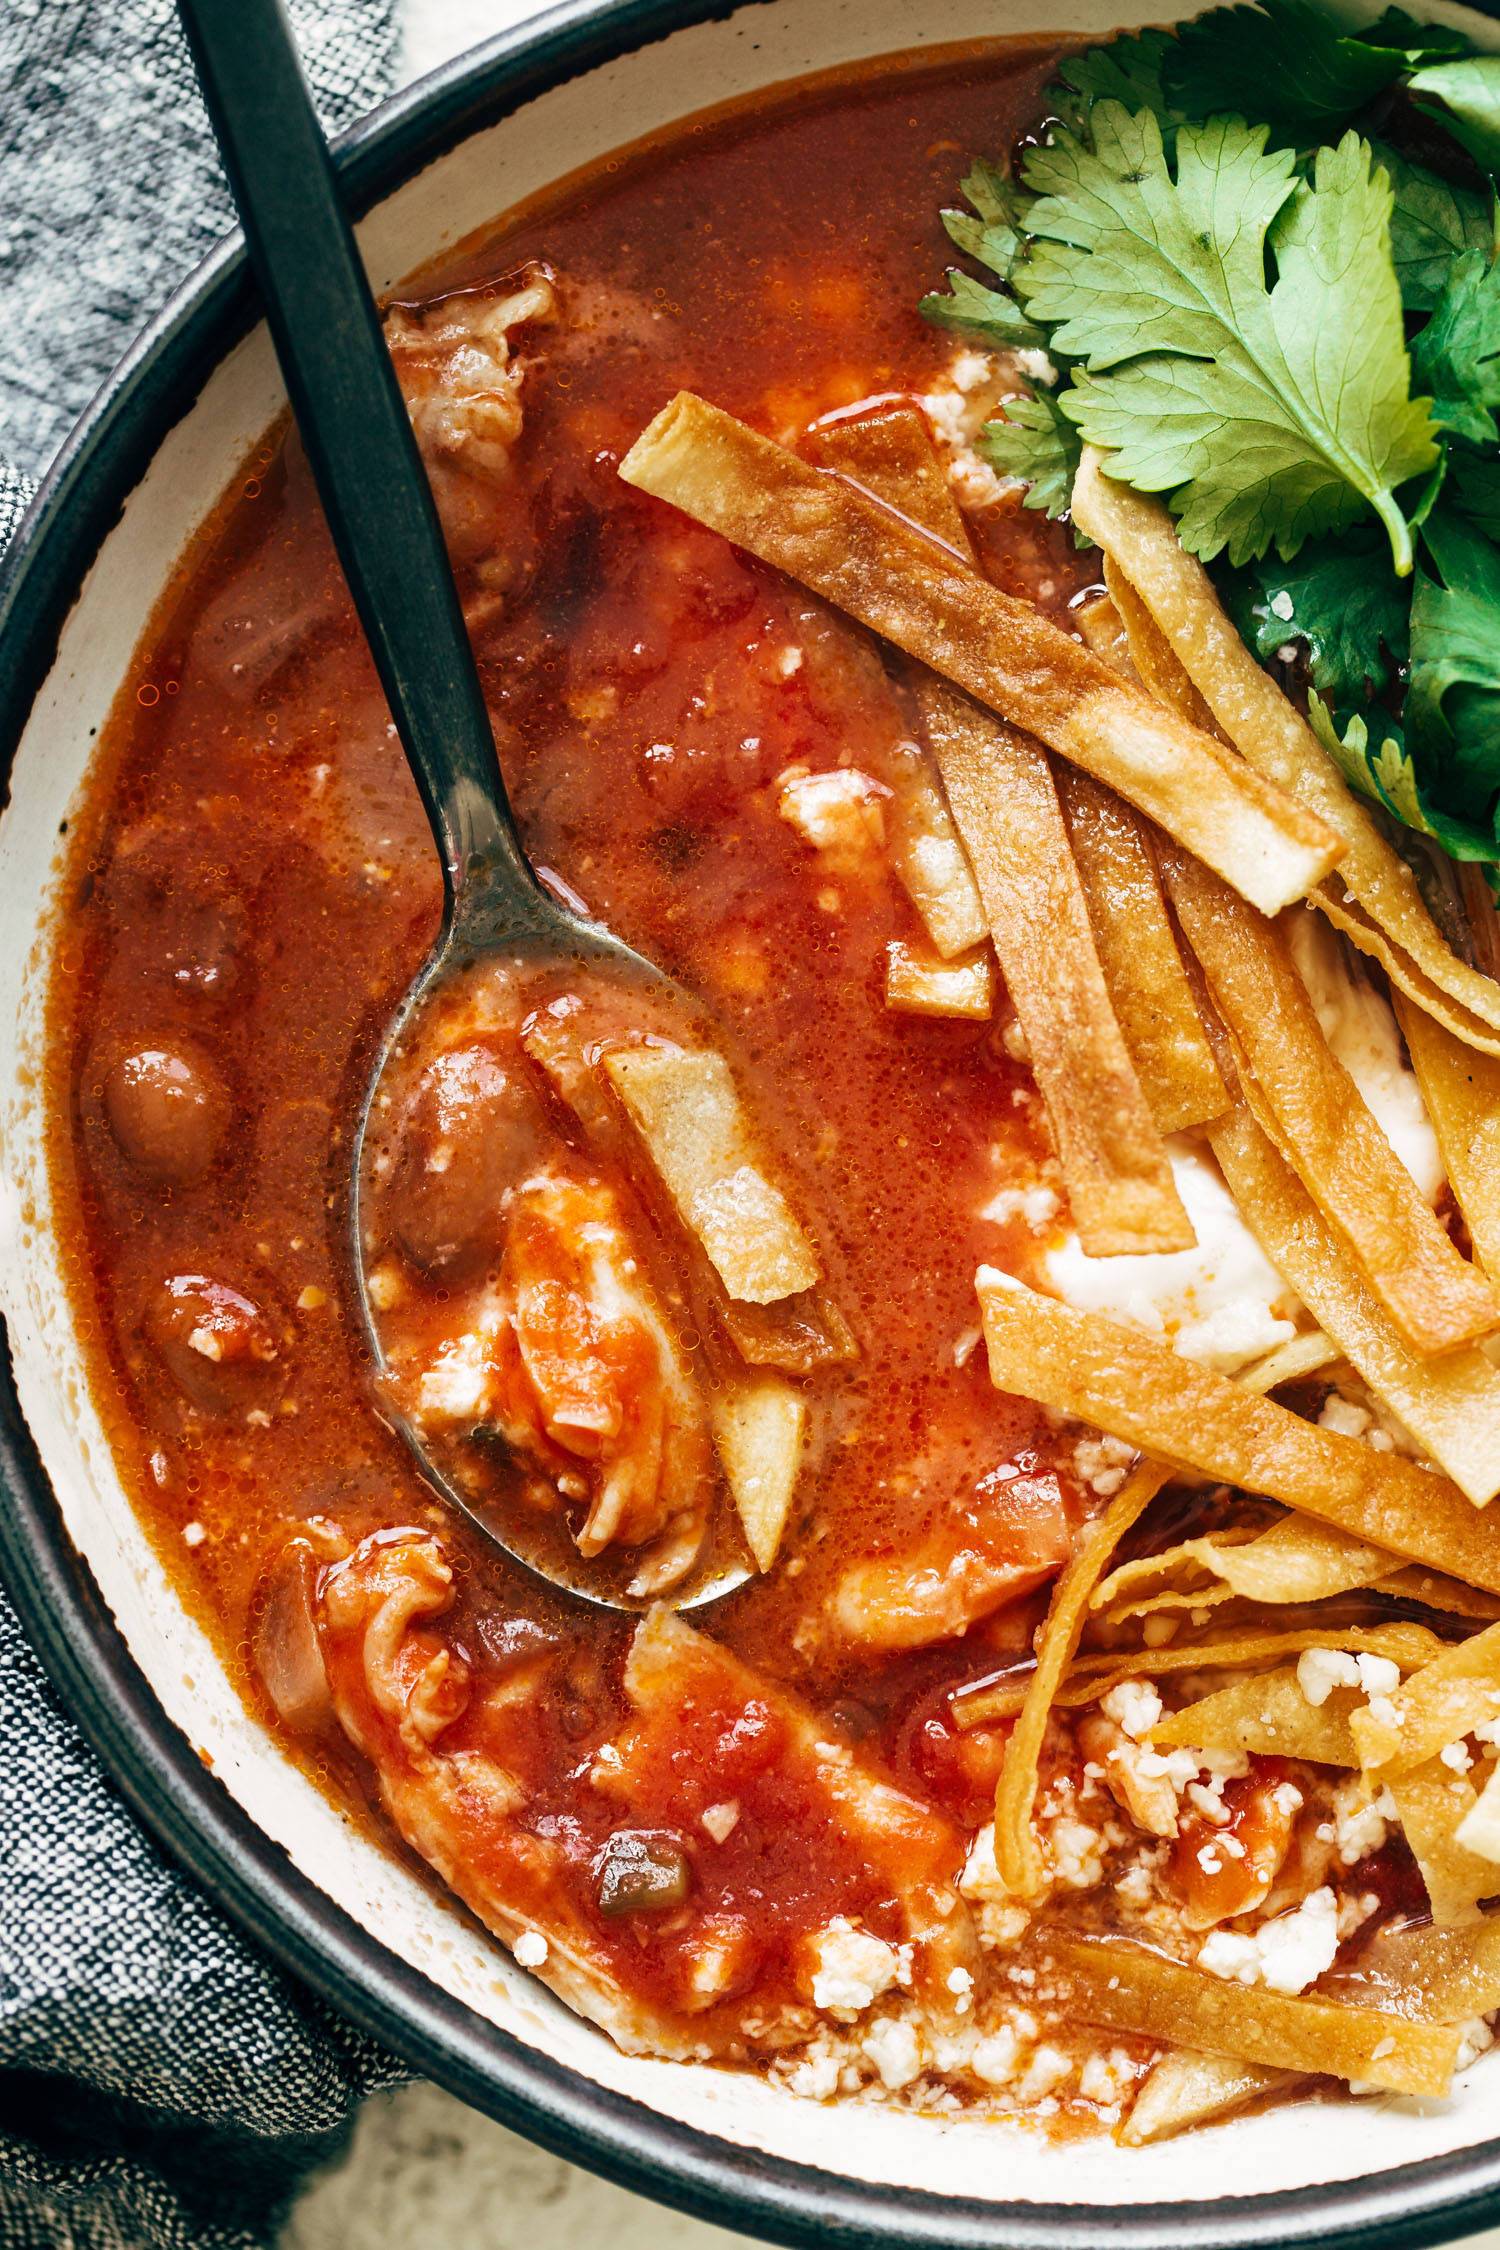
1057;767;1228;1134
975;1269;1500;1591
603;1046;818;1305
1104;558;1224;739
954;1622;1443;1731
620;395;1340;915
1374;1565;1500;1620
1349;1619;1500;1776
1210;1103;1500;1502
1239;1329;1342;1391
1094;1516;1390;1621
1456;1759;1500;1863
1071;447;1500;1055
812;404;1187;1258
1163;849;1500;1354
922;685;1191;1256
712;1378;807;1573
1322;1913;1500;2021
1397;995;1500;1283
1123;2051;1296;2144
807;409;986;959
1386;1758;1498;1925
1041;1930;1459;2096
884;938;994;1019
1150;1666;1362;1764
994;1461;1169;1897
716;1287;857;1374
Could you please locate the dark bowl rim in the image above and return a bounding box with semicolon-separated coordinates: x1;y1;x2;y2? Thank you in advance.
5;3;1500;2244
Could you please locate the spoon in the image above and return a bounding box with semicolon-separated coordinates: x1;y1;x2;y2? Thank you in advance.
176;0;749;1610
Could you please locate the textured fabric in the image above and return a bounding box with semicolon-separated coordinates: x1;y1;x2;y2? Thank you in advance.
0;4;405;2244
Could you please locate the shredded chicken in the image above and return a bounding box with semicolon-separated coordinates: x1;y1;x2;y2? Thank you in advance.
824;1470;1072;1653
385;267;556;586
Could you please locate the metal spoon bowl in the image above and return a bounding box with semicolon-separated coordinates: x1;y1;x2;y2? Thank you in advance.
177;0;751;1611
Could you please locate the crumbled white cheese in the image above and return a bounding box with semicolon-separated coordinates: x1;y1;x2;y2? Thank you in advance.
1442;1741;1475;1774
972;2022;1024;2086
1049;1814;1106;1889
513;1930;549;1969
1074;1432;1137;1497
1330;1778;1396;1866
1286;912;1443;1201
1016;2044;1074;2103
861;2016;924;2088
1079;2047;1135;2106
701;1799;740;1843
807;1919;902;2015
1458;2016;1496;2071
919;350;1012;507
1296;1648;1401;1707
1046;1140;1299;1374
1101;1679;1164;1742
1198;1886;1340;1994
981;1181;1062;1229
787;2048;843;2100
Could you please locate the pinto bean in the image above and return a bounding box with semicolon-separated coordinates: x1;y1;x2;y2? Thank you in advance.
387;1039;548;1275
104;1044;231;1183
146;1273;280;1412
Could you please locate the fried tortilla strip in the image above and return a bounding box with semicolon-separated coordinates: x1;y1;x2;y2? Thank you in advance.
1209;1103;1500;1502
603;1045;818;1305
1387;1757;1498;1925
1321;1913;1500;2021
1123;2051;1295;2144
712;1377;807;1573
1238;1329;1343;1391
813;404;1187;1256
923;686;1192;1255
1456;1759;1500;1864
884;938;994;1019
1396;995;1500;1283
1071;446;1500;1055
807;409;987;958
1163;849;1500;1354
1057;768;1228;1134
1093;1515;1394;1628
1041;1931;1460;2096
1150;1666;1362;1764
715;1286;858;1374
1350;1619;1500;1776
994;1460;1169;1897
975;1269;1500;1590
620;395;1340;915
1104;559;1224;739
954;1622;1443;1731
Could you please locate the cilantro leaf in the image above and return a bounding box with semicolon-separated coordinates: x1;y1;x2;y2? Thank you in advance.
921;163;1046;348
1220;526;1410;700
1410;246;1500;444
1307;691;1498;859
1451;446;1500;539
919;270;1047;349
978;392;1083;518
1356;8;1472;66
1015;110;1439;568
1409;507;1500;816
1410;57;1500;175
1166;0;1401;138
942;161;1028;278
1375;145;1494;311
1051;29;1177;130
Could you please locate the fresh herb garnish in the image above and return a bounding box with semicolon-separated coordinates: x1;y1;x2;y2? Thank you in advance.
920;0;1500;870
1016;111;1437;568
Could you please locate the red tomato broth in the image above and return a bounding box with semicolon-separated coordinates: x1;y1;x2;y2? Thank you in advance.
45;39;1130;2076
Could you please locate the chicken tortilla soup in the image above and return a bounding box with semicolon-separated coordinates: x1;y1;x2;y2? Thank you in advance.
47;7;1500;2144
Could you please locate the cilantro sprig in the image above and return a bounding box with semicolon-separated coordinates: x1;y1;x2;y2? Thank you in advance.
921;0;1500;871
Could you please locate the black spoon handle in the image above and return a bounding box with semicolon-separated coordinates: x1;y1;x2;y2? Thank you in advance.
175;0;539;928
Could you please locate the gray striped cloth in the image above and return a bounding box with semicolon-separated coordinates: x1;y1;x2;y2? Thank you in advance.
0;6;407;2245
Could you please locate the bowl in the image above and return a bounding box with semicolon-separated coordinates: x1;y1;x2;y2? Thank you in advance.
5;2;1500;2243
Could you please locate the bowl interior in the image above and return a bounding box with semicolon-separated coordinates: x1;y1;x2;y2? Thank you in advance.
5;0;1500;2230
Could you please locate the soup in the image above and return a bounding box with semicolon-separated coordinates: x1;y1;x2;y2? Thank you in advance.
45;11;1500;2146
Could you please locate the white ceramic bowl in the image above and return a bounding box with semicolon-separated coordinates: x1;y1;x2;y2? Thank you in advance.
4;4;1500;2242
